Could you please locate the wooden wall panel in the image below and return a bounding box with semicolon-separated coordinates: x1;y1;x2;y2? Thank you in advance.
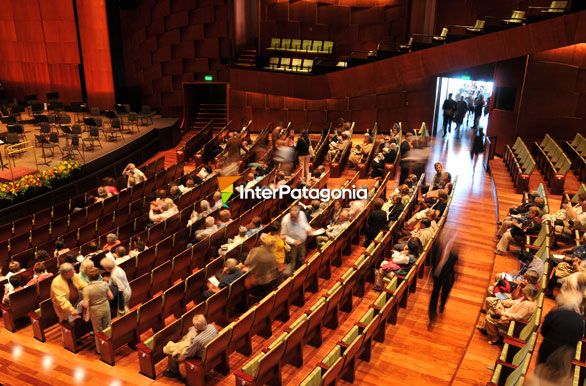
76;0;114;109
0;0;81;102
261;0;407;56
120;0;230;115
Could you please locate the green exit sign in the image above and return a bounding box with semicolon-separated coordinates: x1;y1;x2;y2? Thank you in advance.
461;75;471;80
204;75;214;81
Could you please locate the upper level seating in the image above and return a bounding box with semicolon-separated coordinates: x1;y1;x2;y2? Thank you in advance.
503;137;536;193
266;57;314;73
267;38;334;55
532;134;572;194
562;133;586;182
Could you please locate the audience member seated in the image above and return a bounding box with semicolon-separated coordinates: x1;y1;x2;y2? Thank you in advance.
50;263;86;322
188;200;212;227
374;238;421;291
326;131;351;162
129;239;147;258
317;209;350;247
0;261;25;283
219;226;248;256
349;133;373;167
217;209;232;228
203;258;243;299
149;198;179;224
497;197;546;237
483;270;540;313
2;276;23;306
364;198;388;245
53;238;70;258
179;178;195;194
242;244;278;299
109;246;131;265
545;258;586;298
35;249;50;264
495;206;542;255
95;187;111;202
195;216;218;241
383;194;405;222
79;242;100;262
212;191;223;210
82;266;114;353
391;124;401;144
305;200;322;220
476;284;539;345
102;233;121;252
551;200;586;239
26;262;52;286
100;256;131;315
245;216;263;237
123;163;147;188
371;144;397;178
163;314;218;380
169;185;182;201
101;177;119;196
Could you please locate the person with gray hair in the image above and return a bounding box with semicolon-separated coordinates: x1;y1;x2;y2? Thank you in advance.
101;233;120;252
188;199;212;226
195;216;218;241
203;258;243;298
537;290;584;364
123;162;147;187
50;263;86;322
101;256;131;314
78;259;100;285
163;314;218;379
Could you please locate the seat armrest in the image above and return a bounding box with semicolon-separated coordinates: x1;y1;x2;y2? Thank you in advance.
95;331;110;342
234;369;255;383
136;342;152;354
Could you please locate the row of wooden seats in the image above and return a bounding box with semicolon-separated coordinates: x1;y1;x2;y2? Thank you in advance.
383;126;402;179
522;182;550;217
0;162;211;276
0;156;165;245
532;134;572;194
233;174;424;386
300;176;456;385
503;137;536;193
488;218;552;385
267;57;314;73
177;119;215;162
134;172;335;381
562;133;586;182
0;161;184;263
268;38;334;54
330;122;355;178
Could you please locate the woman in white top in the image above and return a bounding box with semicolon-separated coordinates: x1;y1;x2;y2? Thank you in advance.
101;256;131;314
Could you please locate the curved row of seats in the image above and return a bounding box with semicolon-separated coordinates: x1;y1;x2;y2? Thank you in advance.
562;133;586;182
532;134;572;194
503;137;536;193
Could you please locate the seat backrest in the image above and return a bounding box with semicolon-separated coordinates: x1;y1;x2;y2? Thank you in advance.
303;59;313;70
273;278;293;308
512;332;537;366
302;40;312;51
202;326;232;365
230;307;255;347
312;40;323;51
111;309;138;345
137;296;163;335
549;1;567;11
270;38;280;48
323;41;333;53
162;282;185;318
291;39;301;50
281;39;291;49
8;284;38;318
505;355;530;386
307;298;327;331
440;27;448;37
129;273;151;308
256;340;286;382
475;19;485;29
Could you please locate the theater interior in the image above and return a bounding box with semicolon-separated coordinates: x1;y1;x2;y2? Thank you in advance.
0;0;585;385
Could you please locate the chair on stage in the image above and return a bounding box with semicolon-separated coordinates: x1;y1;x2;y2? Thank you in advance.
103;118;125;142
138;105;155;125
35;134;60;164
62;134;84;162
126;112;140;133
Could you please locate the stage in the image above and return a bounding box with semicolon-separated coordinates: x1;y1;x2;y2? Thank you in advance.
0;111;161;181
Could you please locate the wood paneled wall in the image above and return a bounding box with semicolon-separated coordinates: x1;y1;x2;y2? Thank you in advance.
119;0;231;116
261;0;407;56
0;0;81;102
76;0;115;109
516;44;586;140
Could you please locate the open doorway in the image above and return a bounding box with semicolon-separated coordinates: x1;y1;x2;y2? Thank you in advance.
182;82;228;130
433;76;494;137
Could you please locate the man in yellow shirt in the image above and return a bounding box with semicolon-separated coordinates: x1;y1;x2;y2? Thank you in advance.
50;263;86;322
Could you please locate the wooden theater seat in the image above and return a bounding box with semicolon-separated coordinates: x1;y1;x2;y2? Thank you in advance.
96;309;139;365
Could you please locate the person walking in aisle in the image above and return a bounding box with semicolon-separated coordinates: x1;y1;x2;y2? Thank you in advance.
454;95;468;135
428;232;459;331
441;93;457;137
296;129;312;185
470;127;485;168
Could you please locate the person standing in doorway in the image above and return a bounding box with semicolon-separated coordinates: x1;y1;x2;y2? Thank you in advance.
428;233;459;331
473;92;485;129
441;93;457;137
470;127;486;168
454;96;468;135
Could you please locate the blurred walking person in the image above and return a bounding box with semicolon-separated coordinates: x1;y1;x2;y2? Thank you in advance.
470;127;485;168
428;232;459;331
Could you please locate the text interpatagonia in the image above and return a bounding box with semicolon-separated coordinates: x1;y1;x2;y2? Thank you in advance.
238;185;368;202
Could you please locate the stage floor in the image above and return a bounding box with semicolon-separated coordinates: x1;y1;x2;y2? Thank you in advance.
0;111;159;180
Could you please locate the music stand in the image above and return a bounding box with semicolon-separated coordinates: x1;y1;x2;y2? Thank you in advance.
61;125;73;146
35;135;52;166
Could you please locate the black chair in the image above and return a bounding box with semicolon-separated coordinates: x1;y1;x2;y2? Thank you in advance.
31;103;44;114
1;115;17;124
138;105;155;125
104;118;124;142
62;134;84;161
34;114;49;124
35;134;60;161
83;126;102;151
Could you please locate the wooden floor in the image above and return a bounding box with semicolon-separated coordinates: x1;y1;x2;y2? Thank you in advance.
0;127;581;385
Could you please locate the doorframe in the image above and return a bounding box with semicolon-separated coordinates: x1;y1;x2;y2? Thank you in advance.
182;82;229;130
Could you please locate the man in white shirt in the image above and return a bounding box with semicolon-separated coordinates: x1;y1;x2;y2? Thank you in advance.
317;209;350;247
281;205;314;272
195;216;218;241
123;163;147;187
108;246;131;265
212;191;223;211
101;256;131;314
